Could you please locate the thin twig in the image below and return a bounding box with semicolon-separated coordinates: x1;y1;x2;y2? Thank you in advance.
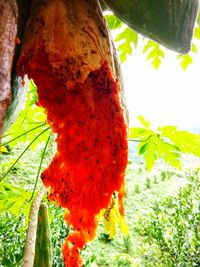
0;123;46;147
0;127;50;181
129;135;153;143
28;133;51;203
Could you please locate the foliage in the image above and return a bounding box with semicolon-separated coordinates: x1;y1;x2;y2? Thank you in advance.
104;14;123;30
0;157;196;266
115;27;138;63
102;197;128;239
105;12;200;70
177;54;193;71
0;183;32;217
129;116;200;171
114;253;134;267
145;177;151;189
81;161;190;266
105;14;138;63
142;40;165;69
0;213;26;267
0;203;69;267
137;172;200;266
0;80;51;187
0;81;53;266
1;80;48;152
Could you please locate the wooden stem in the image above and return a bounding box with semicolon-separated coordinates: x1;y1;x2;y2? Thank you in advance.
22;186;47;267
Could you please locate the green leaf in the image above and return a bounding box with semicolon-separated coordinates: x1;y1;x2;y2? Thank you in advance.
104;14;123;30
138;134;182;171
137;115;151;128
197;12;200;28
0;146;9;153
191;43;198;54
158;126;177;134
152;57;162;70
130;119;200;171
194;27;200;40
2;81;47;149
177;54;193;71
138;137;157;172
156;137;182;170
142;40;165;69
129;127;153;140
0;183;32;217
1;127;50;182
103;198;128;239
115;27;138;62
161;129;200;157
29;79;38;105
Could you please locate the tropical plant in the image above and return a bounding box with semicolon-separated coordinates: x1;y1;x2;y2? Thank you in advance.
129;116;200;172
1;1;200;266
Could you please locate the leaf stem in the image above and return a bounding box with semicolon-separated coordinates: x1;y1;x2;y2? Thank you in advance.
129;135;153;143
0;127;50;182
1;123;46;147
28;133;51;203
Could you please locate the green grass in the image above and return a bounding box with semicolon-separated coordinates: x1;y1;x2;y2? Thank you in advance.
81;161;188;266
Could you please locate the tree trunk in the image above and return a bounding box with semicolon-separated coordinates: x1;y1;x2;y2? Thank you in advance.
0;0;18;139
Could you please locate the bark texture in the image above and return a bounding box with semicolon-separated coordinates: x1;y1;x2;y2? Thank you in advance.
17;0;116;87
0;0;18;139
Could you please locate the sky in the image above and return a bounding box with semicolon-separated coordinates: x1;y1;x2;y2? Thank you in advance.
121;46;200;131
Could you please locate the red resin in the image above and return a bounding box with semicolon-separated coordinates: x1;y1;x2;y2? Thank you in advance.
18;50;128;266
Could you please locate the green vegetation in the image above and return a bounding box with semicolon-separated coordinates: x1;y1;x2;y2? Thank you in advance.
1;87;200;266
82;162;200;267
1;139;199;267
137;173;200;267
0;213;26;266
105;11;200;70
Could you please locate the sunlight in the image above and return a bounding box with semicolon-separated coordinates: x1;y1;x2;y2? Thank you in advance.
122;46;200;131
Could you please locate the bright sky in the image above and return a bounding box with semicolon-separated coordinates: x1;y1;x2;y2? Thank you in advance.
121;46;200;131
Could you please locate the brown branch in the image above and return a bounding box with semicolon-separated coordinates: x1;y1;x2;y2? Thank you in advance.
22;186;47;267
